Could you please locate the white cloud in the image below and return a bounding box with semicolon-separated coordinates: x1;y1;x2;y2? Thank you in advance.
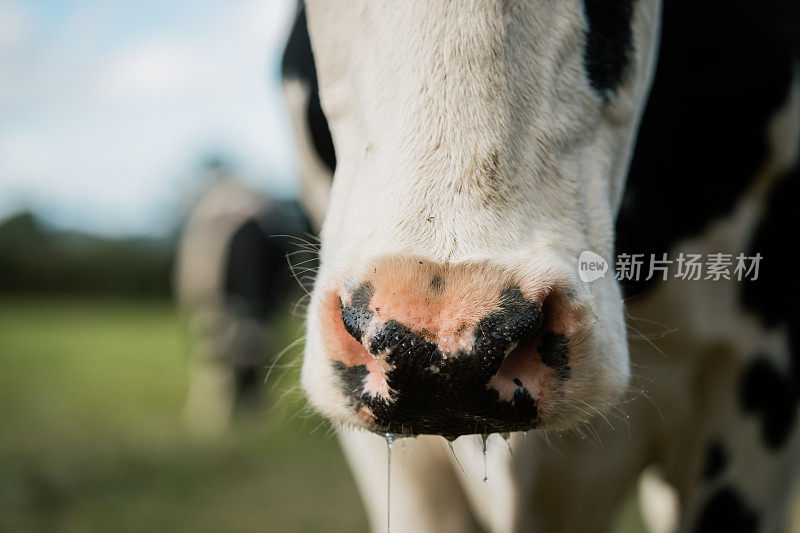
98;39;204;104
96;0;296;106
0;0;30;53
0;0;33;103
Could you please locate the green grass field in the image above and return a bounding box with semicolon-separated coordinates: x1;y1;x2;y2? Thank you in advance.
0;298;367;533
0;298;653;533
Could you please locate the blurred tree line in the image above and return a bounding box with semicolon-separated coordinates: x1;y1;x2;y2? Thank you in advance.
0;212;174;296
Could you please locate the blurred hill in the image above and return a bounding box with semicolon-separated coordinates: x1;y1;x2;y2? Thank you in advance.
0;212;174;296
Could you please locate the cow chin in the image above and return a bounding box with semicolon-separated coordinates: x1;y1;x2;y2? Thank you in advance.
301;255;629;438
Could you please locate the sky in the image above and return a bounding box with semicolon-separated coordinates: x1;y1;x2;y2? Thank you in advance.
0;0;298;236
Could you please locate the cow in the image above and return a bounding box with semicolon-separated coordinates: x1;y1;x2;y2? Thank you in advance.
282;1;800;531
175;168;312;434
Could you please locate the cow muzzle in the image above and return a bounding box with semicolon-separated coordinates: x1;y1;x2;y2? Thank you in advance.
310;256;592;438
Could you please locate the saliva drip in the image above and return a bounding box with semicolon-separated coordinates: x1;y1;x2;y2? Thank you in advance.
384;433;395;533
481;434;489;483
446;438;465;473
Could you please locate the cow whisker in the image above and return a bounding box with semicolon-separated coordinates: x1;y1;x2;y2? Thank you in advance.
265;335;306;390
579;399;615;431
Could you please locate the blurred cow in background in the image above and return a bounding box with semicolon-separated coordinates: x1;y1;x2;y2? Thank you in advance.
174;162;312;434
173;0;341;433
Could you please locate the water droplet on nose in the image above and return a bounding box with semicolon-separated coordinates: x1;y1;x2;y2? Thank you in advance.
500;432;512;455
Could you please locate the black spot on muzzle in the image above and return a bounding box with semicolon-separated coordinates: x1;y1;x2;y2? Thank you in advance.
335;285;547;437
539;331;572;380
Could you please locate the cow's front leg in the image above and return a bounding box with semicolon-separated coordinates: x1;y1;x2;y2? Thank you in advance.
338;430;482;533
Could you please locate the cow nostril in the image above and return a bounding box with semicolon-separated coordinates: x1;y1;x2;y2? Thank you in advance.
473;287;544;359
340;299;368;343
339;282;375;344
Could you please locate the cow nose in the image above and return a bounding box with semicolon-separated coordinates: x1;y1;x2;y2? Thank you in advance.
320;257;584;437
341;284;543;381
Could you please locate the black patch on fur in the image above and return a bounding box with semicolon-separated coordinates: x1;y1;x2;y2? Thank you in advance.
224;219;276;319
281;4;336;172
223;204;312;319
581;0;635;97
740;162;800;451
538;331;572;380
702;440;728;481
430;275;445;293
616;0;798;297
340;282;374;342
232;366;262;408
740;357;798;450
694;487;758;533
339;285;544;437
742;163;800;330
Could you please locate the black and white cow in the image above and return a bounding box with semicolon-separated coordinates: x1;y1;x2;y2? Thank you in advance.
175;174;310;433
282;1;799;531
